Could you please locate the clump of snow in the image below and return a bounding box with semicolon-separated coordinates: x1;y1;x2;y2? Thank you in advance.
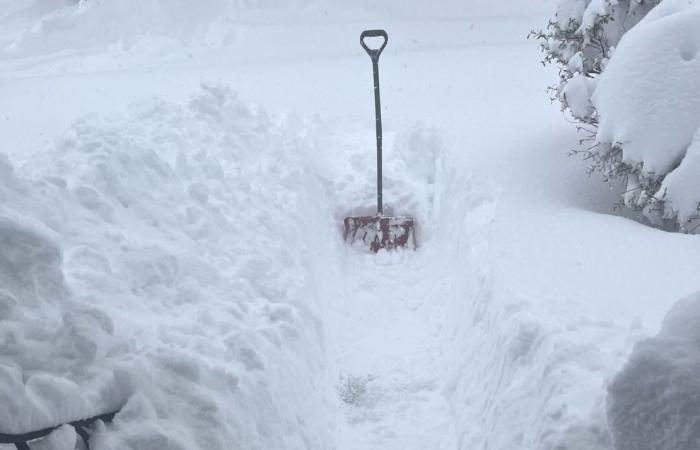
607;292;700;450
658;129;700;229
0;84;338;448
562;73;596;120
592;0;700;228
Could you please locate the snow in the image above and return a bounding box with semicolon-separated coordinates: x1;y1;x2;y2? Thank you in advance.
2;1;700;449
607;292;700;450
659;128;700;228
563;73;595;120
0;85;338;448
594;0;700;176
556;0;587;26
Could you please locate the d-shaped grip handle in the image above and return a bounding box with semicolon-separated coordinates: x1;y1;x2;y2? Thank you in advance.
360;30;388;61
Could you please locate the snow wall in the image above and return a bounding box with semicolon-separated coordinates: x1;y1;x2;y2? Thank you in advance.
0;85;340;449
607;292;700;450
434;162;629;449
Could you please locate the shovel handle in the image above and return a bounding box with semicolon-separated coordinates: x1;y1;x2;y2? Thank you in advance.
360;30;388;61
360;29;388;215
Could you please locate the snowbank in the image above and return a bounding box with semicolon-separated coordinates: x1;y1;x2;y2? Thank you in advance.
607;292;700;450
593;0;700;226
435;157;640;449
0;85;338;449
0;155;128;435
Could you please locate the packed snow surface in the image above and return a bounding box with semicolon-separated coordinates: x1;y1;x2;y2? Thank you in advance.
2;1;700;449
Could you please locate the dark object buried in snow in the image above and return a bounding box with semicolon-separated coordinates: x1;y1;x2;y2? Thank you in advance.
343;30;416;253
344;216;416;253
0;409;122;450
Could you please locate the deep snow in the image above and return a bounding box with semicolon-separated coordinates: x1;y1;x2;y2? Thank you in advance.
1;86;338;449
2;1;700;449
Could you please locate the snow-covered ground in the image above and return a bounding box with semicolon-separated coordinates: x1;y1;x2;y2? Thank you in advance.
2;1;700;449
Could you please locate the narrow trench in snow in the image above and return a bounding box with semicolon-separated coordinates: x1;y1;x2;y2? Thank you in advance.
332;248;459;450
314;110;477;450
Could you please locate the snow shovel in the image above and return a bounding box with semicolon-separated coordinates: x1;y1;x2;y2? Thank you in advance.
343;30;416;252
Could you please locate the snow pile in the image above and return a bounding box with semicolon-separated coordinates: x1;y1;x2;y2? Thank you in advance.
0;85;337;449
593;0;700;229
607;292;700;450
0;155;129;436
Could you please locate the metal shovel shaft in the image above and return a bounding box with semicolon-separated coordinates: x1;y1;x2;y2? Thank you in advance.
360;30;388;215
371;57;383;215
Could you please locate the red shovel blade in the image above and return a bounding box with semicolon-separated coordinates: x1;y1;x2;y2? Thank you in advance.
343;216;416;253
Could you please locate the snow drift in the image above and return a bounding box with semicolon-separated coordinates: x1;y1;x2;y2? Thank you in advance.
607;292;700;450
0;85;338;449
434;155;623;450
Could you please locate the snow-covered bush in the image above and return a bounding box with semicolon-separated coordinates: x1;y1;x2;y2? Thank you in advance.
534;0;700;232
594;1;700;230
530;1;661;220
532;0;661;124
607;292;700;450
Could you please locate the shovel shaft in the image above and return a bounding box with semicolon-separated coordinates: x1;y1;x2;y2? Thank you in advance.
371;59;383;215
361;30;388;215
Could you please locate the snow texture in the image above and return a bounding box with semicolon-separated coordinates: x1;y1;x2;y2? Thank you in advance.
0;85;337;449
563;73;595;120
541;0;660;125
594;0;700;175
607;292;700;450
2;2;699;450
0;0;556;57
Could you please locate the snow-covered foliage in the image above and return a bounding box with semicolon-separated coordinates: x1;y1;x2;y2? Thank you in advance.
593;0;700;231
536;0;700;231
532;0;660;124
0;85;337;449
607;292;700;450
